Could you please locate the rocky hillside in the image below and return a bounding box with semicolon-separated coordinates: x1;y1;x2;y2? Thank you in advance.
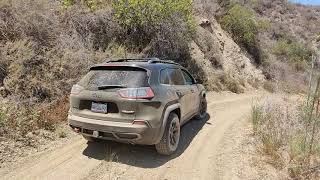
190;16;264;92
247;0;320;91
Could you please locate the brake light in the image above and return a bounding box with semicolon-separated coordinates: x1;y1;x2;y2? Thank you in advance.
118;87;154;99
71;84;84;95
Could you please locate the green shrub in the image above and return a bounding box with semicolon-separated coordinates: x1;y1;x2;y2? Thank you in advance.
62;0;113;10
221;4;257;45
113;0;194;30
56;126;67;138
251;104;262;133
289;134;308;163
263;81;277;93
112;0;195;60
217;0;233;8
316;32;320;42
220;4;263;64
257;19;271;31
62;0;75;7
222;74;245;93
273;40;312;64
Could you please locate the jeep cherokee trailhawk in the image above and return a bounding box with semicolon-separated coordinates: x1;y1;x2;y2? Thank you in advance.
68;58;207;155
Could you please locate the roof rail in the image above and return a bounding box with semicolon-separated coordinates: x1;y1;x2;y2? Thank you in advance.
106;58;160;63
147;59;180;65
105;58;179;65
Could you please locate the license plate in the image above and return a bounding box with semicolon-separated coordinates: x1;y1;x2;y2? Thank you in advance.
91;102;108;113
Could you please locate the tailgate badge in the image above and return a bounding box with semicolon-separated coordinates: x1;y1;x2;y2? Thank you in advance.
92;93;101;99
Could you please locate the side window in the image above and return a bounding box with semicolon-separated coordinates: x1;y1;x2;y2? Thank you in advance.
167;68;185;85
182;70;195;85
160;69;170;84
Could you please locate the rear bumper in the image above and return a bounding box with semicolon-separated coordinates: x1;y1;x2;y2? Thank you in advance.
68;114;156;145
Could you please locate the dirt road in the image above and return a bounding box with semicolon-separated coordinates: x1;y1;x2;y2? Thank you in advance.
1;91;264;180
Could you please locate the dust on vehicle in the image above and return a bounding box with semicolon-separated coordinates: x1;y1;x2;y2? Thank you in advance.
68;58;207;155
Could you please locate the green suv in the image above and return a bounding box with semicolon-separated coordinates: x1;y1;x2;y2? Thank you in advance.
68;58;207;155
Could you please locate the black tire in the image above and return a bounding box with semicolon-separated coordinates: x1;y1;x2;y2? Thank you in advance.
155;113;180;155
82;135;97;142
195;96;207;120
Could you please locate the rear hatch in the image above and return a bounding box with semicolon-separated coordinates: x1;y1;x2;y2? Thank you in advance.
70;66;150;123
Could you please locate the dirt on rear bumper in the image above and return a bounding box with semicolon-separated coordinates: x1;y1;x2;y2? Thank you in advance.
68;114;157;145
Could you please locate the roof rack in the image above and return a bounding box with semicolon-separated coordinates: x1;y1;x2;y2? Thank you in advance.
106;58;160;63
106;58;180;65
147;59;180;65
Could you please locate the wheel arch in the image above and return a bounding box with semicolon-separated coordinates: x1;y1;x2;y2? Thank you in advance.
154;103;181;144
200;90;206;98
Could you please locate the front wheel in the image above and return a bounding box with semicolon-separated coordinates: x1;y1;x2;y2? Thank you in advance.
195;97;207;120
155;113;180;155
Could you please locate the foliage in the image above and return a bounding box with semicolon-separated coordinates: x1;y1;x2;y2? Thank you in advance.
257;19;271;32
251;104;262;133
217;0;233;8
113;0;195;30
62;0;75;7
316;32;320;43
63;0;111;10
221;4;257;46
273;40;312;64
56;126;67;138
252;88;320;178
112;0;196;60
220;4;264;64
223;74;245;94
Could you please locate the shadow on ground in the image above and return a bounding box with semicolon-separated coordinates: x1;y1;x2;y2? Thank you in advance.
82;114;211;168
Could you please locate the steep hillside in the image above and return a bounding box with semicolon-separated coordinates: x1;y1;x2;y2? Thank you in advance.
246;0;320;91
190;16;264;92
194;0;319;92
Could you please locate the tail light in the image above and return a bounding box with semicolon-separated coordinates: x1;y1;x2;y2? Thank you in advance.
132;120;147;125
71;84;84;95
118;87;154;99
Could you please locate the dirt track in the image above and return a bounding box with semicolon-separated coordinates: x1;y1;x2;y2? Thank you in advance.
1;91;264;180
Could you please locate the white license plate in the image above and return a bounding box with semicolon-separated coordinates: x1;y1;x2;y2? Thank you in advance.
91;102;108;113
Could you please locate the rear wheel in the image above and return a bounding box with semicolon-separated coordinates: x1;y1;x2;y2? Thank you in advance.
195;96;207;120
155;113;180;155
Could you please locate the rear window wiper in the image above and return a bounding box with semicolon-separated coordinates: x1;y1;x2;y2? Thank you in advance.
97;85;127;90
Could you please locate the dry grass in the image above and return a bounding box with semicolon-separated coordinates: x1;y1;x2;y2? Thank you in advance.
0;0;121;142
252;95;320;178
0;0;204;147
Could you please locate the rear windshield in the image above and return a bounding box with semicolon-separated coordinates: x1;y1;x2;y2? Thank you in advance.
78;67;149;90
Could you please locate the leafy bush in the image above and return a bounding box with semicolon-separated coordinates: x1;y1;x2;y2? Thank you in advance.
316;32;320;42
221;4;257;46
113;0;194;30
112;0;195;59
273;40;312;65
56;126;67;138
63;0;112;10
220;4;266;65
251;104;262;133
